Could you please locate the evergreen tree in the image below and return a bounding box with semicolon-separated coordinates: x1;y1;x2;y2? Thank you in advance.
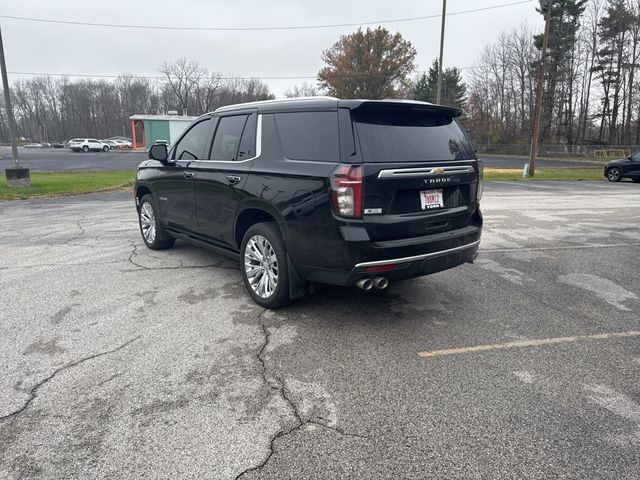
593;0;634;143
413;59;467;108
534;0;587;143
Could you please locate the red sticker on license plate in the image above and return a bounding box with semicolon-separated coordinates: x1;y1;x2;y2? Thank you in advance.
420;189;444;210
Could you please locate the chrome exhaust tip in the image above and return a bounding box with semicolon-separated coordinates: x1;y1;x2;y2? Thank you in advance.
356;278;373;291
373;277;389;290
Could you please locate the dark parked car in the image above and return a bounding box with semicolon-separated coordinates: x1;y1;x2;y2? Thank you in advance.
604;150;640;182
134;97;483;307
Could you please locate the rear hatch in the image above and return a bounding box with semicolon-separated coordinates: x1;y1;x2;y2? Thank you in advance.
351;102;479;242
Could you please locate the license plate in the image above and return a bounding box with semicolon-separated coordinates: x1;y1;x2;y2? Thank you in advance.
420;189;444;210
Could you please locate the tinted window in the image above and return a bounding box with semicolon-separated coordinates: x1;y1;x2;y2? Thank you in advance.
174;118;212;160
274;112;339;161
237;114;257;161
353;107;475;162
210;115;248;161
631;151;640;161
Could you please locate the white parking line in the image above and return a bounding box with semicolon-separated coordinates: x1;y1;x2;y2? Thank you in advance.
481;242;640;253
417;331;640;358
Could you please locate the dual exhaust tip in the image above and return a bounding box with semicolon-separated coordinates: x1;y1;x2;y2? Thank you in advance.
356;277;389;291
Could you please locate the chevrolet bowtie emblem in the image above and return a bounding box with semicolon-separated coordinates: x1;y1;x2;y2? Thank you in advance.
432;167;445;175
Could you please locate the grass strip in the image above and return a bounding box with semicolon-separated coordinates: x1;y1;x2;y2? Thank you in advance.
0;170;135;200
484;168;604;181
0;168;608;201
479;153;611;165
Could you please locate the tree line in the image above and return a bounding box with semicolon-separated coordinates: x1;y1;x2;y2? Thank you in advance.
2;0;639;147
0;59;274;143
466;0;640;147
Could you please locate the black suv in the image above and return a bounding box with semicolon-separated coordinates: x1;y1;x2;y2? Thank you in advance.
135;97;483;307
604;150;640;182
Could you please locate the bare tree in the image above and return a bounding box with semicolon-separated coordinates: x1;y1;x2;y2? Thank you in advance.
160;58;206;116
284;82;319;98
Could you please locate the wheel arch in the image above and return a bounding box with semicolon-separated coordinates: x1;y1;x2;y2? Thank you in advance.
234;204;288;250
235;204;306;303
135;184;153;210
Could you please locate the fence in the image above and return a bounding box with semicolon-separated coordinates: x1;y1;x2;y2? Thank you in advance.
476;144;639;158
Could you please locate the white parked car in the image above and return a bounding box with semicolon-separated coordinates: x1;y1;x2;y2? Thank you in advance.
112;139;132;149
100;140;117;150
153;139;170;150
68;138;110;152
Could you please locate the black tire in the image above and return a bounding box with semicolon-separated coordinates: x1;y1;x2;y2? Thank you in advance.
632;178;640;183
138;194;175;250
103;145;109;152
240;222;291;309
82;145;89;153
606;167;622;182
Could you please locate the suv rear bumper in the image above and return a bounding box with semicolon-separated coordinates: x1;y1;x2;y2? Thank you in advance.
354;239;480;269
298;224;481;286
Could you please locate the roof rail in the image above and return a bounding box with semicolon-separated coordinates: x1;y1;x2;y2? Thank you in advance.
213;96;339;113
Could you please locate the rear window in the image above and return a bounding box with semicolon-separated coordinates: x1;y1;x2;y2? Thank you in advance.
353;107;475;162
274;112;338;161
210;115;248;161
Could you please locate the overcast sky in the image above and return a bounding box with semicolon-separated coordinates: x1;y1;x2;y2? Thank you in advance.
1;0;543;97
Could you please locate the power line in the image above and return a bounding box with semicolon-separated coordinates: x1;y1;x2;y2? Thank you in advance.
0;1;533;32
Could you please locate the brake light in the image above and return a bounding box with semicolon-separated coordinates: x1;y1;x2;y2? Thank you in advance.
330;164;363;218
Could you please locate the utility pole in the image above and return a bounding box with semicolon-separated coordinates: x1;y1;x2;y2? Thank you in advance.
0;25;30;186
528;0;553;177
436;0;447;105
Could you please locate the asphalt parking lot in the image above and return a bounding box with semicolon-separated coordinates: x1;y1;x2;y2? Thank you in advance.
1;181;639;479
0;146;600;171
0;147;144;171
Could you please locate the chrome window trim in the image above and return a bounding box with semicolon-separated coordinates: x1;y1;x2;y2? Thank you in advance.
377;165;475;179
197;114;262;164
354;239;480;268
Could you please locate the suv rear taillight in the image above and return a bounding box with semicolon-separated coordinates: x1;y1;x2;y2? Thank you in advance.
331;164;363;218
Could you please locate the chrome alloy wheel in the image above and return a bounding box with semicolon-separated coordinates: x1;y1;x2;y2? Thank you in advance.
244;235;279;299
140;202;157;244
607;168;621;182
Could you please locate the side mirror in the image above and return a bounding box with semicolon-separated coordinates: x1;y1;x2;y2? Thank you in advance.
149;144;168;162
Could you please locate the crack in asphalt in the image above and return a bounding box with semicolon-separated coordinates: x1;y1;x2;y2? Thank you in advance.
126;241;238;272
38;215;87;243
127;241;145;269
0;336;140;423
122;262;239;273
235;311;368;479
95;372;123;387
65;242;100;249
70;215;87;242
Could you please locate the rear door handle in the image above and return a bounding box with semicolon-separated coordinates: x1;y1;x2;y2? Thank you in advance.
182;170;195;179
226;175;242;185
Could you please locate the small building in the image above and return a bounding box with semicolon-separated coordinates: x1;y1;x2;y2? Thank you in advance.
129;115;198;149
